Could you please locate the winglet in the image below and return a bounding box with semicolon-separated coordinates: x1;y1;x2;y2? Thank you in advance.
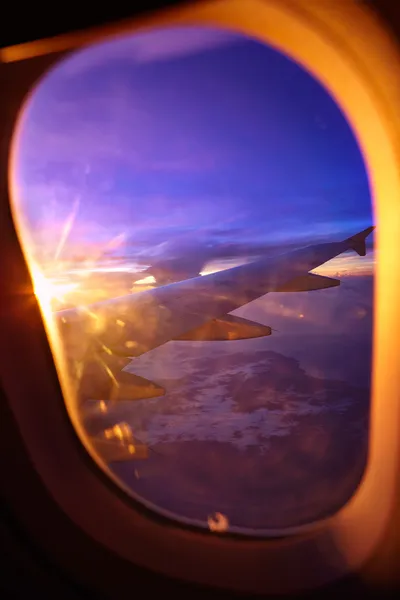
345;225;375;256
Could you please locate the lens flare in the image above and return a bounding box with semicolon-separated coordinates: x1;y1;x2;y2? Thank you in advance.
32;267;79;314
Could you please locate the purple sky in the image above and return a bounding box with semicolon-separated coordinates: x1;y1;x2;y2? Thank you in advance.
11;25;374;271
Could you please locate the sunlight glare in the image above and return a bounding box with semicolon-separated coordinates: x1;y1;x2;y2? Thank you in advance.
33;267;79;314
135;275;156;285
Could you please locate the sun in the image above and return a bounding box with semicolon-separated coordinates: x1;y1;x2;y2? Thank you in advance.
32;266;79;316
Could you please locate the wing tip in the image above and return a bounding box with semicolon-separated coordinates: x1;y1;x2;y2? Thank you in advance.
345;225;375;256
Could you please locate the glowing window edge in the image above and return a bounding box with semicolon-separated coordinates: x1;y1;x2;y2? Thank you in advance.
2;0;400;594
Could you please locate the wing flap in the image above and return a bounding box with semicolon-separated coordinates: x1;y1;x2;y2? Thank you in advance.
276;273;340;292
74;352;165;403
174;314;272;341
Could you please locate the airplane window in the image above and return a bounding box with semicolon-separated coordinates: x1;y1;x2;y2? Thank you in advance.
10;25;375;535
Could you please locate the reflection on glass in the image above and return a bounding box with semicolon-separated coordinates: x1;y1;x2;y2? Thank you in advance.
11;26;374;535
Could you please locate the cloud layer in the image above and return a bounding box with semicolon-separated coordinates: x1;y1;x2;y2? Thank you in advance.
12;26;373;268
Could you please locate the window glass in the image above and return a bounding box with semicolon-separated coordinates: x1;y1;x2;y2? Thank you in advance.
11;26;374;534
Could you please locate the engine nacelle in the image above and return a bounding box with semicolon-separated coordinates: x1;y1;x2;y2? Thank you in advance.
174;314;272;342
276;273;340;292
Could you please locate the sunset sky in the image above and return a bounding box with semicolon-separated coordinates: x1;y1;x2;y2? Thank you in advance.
10;27;375;528
13;25;374;277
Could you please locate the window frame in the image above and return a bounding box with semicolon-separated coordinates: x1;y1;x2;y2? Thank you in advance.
1;0;400;594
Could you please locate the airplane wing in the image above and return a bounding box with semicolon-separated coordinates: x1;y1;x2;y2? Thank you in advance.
57;226;374;406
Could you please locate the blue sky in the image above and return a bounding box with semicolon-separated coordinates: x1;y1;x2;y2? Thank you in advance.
13;26;373;267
